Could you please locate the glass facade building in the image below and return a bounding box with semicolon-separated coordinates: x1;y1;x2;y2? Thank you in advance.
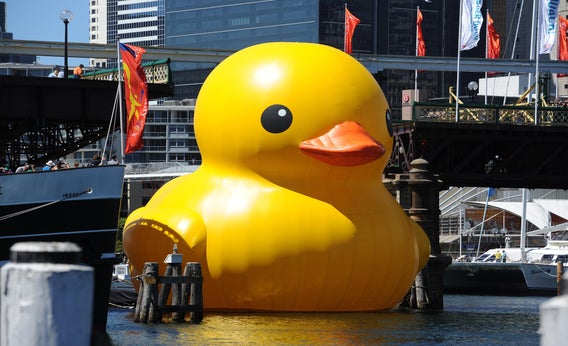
166;0;319;50
101;0;165;68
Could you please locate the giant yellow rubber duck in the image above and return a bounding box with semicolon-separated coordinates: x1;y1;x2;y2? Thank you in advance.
123;42;430;311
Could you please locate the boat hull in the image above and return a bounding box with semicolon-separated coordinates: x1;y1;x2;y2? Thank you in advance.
0;165;125;336
444;261;561;296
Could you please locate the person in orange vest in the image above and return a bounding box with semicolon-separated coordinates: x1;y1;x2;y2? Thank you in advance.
73;64;84;79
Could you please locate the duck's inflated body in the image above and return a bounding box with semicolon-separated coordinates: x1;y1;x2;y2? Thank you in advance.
124;42;430;311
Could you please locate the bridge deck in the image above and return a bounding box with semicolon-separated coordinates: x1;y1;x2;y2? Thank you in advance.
0;75;173;167
389;120;568;189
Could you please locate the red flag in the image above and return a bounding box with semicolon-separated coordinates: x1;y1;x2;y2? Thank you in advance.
120;43;148;154
486;12;500;59
344;6;360;54
416;8;426;57
558;16;568;77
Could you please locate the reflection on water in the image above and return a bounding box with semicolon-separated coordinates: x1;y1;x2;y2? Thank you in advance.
107;295;546;345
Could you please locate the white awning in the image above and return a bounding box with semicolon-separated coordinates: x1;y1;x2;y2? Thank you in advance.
465;201;550;229
534;199;568;221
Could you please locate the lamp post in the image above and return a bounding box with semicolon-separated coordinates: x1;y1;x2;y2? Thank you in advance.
467;81;478;102
59;10;73;78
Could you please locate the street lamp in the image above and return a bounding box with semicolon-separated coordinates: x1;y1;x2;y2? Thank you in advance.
59;9;73;78
467;81;478;102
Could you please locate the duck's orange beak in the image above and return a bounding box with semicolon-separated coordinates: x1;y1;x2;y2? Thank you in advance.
299;121;385;166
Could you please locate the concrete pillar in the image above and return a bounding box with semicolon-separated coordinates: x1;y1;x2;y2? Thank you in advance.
1;242;94;346
540;272;568;345
386;158;452;310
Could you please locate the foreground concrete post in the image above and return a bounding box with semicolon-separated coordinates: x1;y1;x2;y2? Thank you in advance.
540;272;568;345
1;242;93;346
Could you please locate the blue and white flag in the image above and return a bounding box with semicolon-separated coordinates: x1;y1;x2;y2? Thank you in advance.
538;0;560;54
460;0;484;51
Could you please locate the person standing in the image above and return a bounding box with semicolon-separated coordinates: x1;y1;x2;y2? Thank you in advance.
495;250;502;263
15;163;29;173
107;155;119;165
42;160;55;171
73;64;84;79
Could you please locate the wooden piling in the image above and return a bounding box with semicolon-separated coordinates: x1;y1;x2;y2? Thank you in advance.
134;260;203;324
157;264;173;321
188;262;204;323
170;262;182;322
134;262;159;323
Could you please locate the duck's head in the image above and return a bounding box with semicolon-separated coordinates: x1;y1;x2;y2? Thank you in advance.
195;42;393;180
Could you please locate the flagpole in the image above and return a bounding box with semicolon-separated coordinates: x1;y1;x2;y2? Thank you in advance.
415;6;419;102
503;0;525;105
456;0;464;122
343;3;347;53
116;37;125;164
557;31;560;99
534;2;540;125
528;0;538;103
484;10;488;105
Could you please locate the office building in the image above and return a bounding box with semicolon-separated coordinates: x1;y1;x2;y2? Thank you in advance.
90;0;165;68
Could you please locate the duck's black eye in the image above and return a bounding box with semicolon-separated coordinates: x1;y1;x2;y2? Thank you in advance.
385;109;393;137
261;104;293;133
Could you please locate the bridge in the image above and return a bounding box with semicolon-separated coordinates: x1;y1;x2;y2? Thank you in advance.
0;60;173;168
1;39;567;73
2;39;568;190
387;103;568;189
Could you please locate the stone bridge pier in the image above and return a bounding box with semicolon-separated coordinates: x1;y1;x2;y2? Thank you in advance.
384;158;452;310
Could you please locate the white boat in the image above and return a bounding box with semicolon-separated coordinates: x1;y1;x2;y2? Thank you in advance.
113;262;131;281
445;237;568;296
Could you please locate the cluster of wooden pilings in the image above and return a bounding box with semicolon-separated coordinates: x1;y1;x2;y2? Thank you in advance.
134;260;204;323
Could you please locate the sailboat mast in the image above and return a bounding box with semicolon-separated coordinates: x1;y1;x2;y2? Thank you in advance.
533;1;540;125
455;0;464;122
520;188;528;262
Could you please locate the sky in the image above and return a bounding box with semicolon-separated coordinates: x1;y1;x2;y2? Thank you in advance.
4;0;90;65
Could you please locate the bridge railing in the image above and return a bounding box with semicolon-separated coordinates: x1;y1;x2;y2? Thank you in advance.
412;102;568;126
82;59;172;84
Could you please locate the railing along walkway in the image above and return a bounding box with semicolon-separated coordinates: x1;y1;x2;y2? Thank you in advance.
411;102;568;126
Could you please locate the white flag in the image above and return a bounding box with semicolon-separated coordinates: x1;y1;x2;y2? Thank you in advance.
460;0;484;51
538;0;560;54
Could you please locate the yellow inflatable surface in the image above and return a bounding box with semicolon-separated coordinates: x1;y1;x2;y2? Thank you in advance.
123;42;430;311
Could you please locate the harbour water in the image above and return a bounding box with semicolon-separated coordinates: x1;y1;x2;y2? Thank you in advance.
107;294;547;345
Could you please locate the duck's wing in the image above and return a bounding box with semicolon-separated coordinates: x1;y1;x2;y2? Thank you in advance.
123;206;207;271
